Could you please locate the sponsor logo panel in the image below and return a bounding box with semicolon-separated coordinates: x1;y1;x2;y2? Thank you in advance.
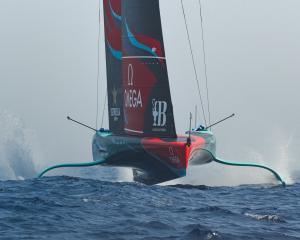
152;99;167;129
124;63;143;109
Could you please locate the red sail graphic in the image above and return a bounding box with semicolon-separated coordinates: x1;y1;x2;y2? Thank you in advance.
122;0;177;137
123;58;157;135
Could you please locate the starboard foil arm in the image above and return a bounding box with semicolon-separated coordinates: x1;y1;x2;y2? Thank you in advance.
199;148;286;187
37;159;105;178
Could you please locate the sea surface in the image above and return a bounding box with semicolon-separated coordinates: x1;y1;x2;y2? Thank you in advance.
0;176;299;240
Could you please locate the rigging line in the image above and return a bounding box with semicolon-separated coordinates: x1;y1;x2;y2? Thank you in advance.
199;0;212;127
95;0;101;129
98;0;107;130
180;0;207;127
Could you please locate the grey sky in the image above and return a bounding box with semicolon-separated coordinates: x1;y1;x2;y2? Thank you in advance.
1;0;299;184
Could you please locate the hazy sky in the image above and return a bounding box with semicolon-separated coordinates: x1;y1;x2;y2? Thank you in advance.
1;0;299;184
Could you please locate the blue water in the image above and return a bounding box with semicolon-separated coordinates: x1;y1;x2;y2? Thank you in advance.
1;176;299;240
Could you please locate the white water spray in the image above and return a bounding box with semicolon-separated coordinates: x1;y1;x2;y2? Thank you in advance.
0;111;40;180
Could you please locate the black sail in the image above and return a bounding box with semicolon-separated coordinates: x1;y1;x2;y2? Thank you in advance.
122;0;177;138
103;0;124;134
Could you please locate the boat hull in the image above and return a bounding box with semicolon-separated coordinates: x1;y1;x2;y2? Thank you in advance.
92;130;216;185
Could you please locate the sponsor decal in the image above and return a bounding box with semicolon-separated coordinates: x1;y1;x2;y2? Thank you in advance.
152;99;167;127
124;89;143;108
128;64;134;86
124;63;143;108
110;108;120;121
169;146;180;164
111;86;118;106
110;108;120;116
112;138;126;145
111;86;120;121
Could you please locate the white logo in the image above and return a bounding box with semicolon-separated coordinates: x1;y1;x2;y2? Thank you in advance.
128;64;134;86
124;63;143;108
124;89;143;108
111;86;117;105
110;108;120;121
169;147;180;164
152;99;167;127
110;108;120;117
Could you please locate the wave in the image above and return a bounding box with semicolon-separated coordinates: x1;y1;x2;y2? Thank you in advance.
183;224;221;240
169;184;211;190
244;213;286;223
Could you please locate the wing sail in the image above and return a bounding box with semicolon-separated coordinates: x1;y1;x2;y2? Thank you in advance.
103;0;124;134
122;0;177;137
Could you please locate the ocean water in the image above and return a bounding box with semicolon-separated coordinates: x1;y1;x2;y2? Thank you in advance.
0;176;300;240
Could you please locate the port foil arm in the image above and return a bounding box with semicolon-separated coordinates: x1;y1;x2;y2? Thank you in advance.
37;159;104;178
